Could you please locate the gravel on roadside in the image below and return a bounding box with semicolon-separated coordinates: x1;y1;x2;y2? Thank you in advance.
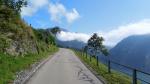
13;55;54;84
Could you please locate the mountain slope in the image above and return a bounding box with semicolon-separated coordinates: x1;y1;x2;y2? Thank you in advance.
109;34;150;72
0;6;56;56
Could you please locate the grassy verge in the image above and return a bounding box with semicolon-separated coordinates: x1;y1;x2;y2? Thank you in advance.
0;45;58;84
73;50;132;84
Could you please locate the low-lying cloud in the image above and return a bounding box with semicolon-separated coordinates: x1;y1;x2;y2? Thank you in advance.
56;31;90;43
57;19;150;47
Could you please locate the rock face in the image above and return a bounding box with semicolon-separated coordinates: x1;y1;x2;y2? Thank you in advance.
0;5;57;57
0;24;38;56
6;40;38;56
0;6;39;56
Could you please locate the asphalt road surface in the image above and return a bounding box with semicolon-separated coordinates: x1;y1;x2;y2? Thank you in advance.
26;48;103;84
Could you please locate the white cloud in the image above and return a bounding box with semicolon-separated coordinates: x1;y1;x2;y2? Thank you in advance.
21;0;48;16
31;0;48;7
21;0;80;23
48;3;66;22
99;19;150;46
57;19;150;47
56;31;90;43
48;3;80;23
21;7;36;16
65;8;80;23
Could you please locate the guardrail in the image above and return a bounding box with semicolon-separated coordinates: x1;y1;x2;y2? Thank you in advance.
74;49;150;84
108;60;150;84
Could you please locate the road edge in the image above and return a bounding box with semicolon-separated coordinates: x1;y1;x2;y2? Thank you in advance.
71;50;107;84
13;51;58;84
22;54;55;84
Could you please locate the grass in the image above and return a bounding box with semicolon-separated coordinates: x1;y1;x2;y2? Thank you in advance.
73;50;133;84
0;45;58;84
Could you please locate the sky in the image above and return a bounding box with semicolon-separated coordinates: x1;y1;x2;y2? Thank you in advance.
21;0;150;47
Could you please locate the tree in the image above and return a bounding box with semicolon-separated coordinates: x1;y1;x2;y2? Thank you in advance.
15;0;27;12
51;26;61;35
83;45;88;52
87;33;108;57
0;0;27;13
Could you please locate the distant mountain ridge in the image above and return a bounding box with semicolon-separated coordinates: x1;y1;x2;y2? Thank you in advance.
56;39;86;49
109;34;150;72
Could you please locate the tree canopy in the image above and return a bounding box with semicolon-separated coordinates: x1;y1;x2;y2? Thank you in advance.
87;33;109;56
0;0;27;13
51;26;61;35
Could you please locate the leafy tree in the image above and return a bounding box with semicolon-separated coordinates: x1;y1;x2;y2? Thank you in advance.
83;45;88;52
0;0;27;13
51;26;61;35
87;33;108;57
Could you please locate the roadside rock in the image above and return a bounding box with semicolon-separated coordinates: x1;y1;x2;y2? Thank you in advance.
6;40;38;56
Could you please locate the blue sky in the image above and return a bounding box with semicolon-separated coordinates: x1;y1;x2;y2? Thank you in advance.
59;0;150;33
22;0;150;33
21;0;150;46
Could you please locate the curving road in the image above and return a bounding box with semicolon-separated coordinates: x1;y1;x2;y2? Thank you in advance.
26;48;103;84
